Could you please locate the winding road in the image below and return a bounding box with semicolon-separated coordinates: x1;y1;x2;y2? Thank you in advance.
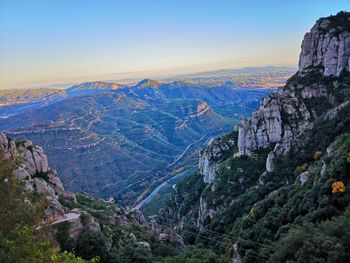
132;167;195;210
167;135;205;168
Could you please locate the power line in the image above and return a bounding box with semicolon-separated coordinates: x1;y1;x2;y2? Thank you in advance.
170;226;269;260
170;220;274;250
161;222;270;260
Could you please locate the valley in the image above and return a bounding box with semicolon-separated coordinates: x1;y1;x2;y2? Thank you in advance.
1;5;350;263
0;71;287;205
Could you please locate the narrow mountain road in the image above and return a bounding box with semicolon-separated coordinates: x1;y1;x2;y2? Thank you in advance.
132;167;195;210
167;135;205;168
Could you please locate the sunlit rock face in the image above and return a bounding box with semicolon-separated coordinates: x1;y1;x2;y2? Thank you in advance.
237;96;283;155
199;135;236;183
0;132;66;223
299;13;350;76
237;13;350;157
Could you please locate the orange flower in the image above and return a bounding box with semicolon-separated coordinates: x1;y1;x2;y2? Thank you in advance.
314;151;322;160
332;181;346;193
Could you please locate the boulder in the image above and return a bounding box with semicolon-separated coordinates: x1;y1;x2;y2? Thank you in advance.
300;171;310;186
137;241;151;250
34;178;55;196
266;152;276;172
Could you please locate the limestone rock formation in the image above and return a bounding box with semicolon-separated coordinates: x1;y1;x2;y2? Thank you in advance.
1;132;187;253
237;12;350;161
299;12;350;76
193;12;350;230
266;152;276;173
197;196;218;227
199;135;236;183
0;133;68;223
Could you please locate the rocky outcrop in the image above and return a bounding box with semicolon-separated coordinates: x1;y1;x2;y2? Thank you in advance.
17;141;49;175
197;196;218;227
237;12;350;162
163;12;350;262
237;89;314;156
237;95;283;155
0;133;68;223
266;152;276;173
199;135;236;183
299;12;350;76
1;132;187;253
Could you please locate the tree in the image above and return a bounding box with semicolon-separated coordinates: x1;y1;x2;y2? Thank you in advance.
0;226;98;263
0;151;96;263
0;151;44;238
75;229;112;262
165;246;230;263
122;242;152;263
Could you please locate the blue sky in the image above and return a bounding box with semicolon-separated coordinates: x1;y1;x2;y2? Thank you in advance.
0;0;349;89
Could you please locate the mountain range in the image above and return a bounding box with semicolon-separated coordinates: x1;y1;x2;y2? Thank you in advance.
0;77;276;205
1;11;350;263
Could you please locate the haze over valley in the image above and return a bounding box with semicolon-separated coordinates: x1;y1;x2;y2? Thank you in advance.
0;67;292;205
1;1;350;262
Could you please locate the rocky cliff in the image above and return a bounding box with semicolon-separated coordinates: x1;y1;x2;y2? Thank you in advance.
164;12;350;262
0;133;67;224
299;11;350;76
198;133;237;183
200;12;350;180
197;14;350;183
0;132;185;252
237;12;350;167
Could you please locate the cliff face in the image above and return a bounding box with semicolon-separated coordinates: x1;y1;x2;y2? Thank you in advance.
237;12;350;163
0;133;66;223
198;133;236;183
299;12;350;76
199;13;350;179
0;132;185;251
181;11;350;240
162;13;350;262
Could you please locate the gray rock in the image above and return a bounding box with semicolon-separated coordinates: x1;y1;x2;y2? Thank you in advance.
197;196;217;227
159;233;169;241
266;152;276;172
47;171;65;195
43;196;65;224
137;241;151;250
299;18;350;76
232;243;242;263
236;15;350;159
13;167;31;180
34;178;55;196
238;96;282;155
199;136;235;183
0;133;18;159
237;92;312;156
85;214;101;232
300;171;310;186
68;215;84;239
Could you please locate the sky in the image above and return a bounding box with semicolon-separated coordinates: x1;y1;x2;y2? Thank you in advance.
0;0;349;89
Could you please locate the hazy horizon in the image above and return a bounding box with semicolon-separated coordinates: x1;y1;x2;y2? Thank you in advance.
0;0;348;89
0;64;298;90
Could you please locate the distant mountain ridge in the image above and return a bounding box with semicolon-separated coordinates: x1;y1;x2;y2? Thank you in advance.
0;74;274;205
0;65;295;118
